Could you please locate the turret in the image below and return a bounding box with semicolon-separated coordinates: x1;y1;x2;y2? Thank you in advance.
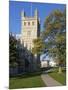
21;9;25;19
34;9;38;18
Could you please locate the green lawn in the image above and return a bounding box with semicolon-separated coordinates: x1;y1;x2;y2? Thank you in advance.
9;72;45;89
48;67;66;85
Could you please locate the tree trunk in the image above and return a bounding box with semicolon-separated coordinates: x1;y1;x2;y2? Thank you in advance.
58;66;62;73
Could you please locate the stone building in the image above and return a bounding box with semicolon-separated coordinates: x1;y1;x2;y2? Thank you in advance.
20;9;40;71
9;9;41;76
20;9;40;51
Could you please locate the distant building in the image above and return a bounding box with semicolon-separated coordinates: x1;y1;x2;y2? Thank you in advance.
41;60;57;68
41;60;49;68
49;60;57;67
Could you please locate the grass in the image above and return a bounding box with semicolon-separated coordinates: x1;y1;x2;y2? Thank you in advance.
48;67;66;85
9;72;45;89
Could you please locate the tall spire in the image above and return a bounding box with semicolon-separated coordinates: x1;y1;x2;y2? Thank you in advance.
21;9;25;18
31;3;32;17
34;9;38;18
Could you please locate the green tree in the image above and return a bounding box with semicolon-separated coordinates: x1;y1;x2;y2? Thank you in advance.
32;37;45;69
32;37;45;55
43;9;66;73
9;33;18;67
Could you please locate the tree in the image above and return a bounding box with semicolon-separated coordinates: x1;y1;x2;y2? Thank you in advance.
43;9;66;73
32;37;45;69
32;37;45;55
9;33;36;73
9;33;18;67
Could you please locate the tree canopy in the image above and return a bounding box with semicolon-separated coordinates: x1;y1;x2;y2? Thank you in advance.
32;37;45;55
43;9;66;68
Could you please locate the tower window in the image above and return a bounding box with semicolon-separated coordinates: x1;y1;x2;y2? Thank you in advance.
32;22;34;25
28;22;30;26
24;22;26;26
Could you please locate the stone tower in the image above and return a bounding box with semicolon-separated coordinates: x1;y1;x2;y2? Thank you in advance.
21;9;40;51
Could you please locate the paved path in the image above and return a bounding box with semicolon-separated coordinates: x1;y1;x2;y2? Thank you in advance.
41;74;62;87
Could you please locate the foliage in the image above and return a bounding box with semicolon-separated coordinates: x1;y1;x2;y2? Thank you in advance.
43;9;66;67
9;33;34;69
32;37;45;55
9;33;19;66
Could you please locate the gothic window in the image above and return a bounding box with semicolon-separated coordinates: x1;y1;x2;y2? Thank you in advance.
28;22;30;26
24;22;26;26
32;22;34;25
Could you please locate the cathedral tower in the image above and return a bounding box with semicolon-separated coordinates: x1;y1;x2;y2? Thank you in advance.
21;9;40;51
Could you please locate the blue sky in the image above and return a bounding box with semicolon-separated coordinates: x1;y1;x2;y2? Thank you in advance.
9;1;66;34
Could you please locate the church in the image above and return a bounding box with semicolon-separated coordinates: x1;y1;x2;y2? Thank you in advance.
10;9;41;76
19;9;40;72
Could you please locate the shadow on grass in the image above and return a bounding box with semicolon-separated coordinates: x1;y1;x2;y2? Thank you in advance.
10;67;53;79
10;71;42;79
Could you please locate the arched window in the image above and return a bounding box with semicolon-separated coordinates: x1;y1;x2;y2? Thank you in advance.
28;22;30;26
24;22;26;26
32;22;34;25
